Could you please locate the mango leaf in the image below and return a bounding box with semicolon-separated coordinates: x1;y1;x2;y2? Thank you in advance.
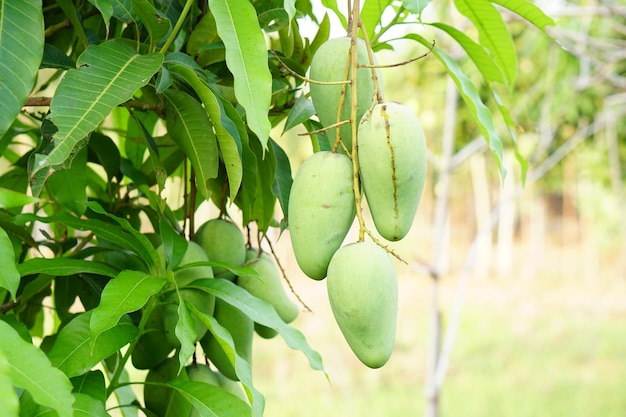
491;0;555;31
71;370;106;402
453;0;517;87
0;321;74;417
163;90;219;200
187;12;219;56
167;380;252;417
235;140;258;226
321;0;347;29
361;0;392;40
87;0;114;26
189;279;324;372
402;0;432;15
309;13;330;55
46;146;88;216
0;0;44;138
72;392;109;417
188;304;263;417
110;368;139;417
406;33;505;177
31;40;163;193
41;43;76;70
284;0;296;21
209;0;272;147
0;187;39;209
175;296;199;374
249;137;276;232
57;0;88;48
270;139;293;221
283;95;316;134
428;22;505;85
131;0;171;48
90;271;165;341
47;311;138;378
17;258;118;278
0;336;18;417
167;62;243;200
0;227;20;301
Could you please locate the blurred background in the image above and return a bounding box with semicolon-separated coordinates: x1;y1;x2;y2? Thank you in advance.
245;1;626;416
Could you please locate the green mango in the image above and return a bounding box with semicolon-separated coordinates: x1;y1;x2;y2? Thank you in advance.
162;288;215;347
327;241;397;368
144;357;192;417
195;218;246;280
357;102;428;241
175;241;215;287
200;298;254;381
238;249;299;323
288;151;356;280
131;306;175;370
309;36;380;152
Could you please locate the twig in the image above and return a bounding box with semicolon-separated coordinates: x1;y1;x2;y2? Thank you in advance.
270;49;350;86
358;40;435;69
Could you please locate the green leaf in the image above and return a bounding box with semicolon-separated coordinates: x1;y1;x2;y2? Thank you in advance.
0;321;74;417
90;271;165;341
321;0;347;29
87;0;114;26
209;0;272;146
249;137;276;232
283;95;316;133
47;311;138;378
57;0;89;48
71;370;106;402
361;0;392;40
429;22;506;85
17;258;118;278
41;43;76;70
402;0;433;15
454;0;517;86
175;295;200;373
163;90;219;200
72;392;109;417
32;40;163;191
167;62;243;200
132;0;171;48
167;380;252;417
46;146;88;216
270;139;293;221
0;344;18;417
188;304;262;417
406;33;505;177
189;279;324;373
309;13;330;56
0;187;39;209
0;227;20;301
491;0;555;31
0;0;44;138
187;12;219;56
88;132;122;181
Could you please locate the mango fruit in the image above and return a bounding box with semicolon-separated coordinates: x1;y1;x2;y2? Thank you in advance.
327;241;397;368
357;102;427;241
200;298;254;381
238;249;299;323
175;241;215;287
288;151;356;280
195;218;246;280
309;37;380;151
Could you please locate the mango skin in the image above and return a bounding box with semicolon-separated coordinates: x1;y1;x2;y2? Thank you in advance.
358;102;427;241
310;37;380;151
288;151;356;280
238;249;299;323
327;241;397;368
195;219;246;280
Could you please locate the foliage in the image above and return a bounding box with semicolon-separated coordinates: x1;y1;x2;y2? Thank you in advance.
0;0;552;416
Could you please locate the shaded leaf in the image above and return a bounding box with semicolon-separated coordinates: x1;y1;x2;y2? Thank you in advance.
209;0;272;146
87;0;114;26
0;227;21;301
41;43;76;70
32;40;163;193
406;33;505;177
46;146;88;216
90;270;165;341
0;321;74;417
17;258;118;278
283;95;316;133
163;90;219;200
249;137;276;232
167;380;252;417
453;0;517;86
270;139;292;221
71;370;106;403
47;311;138;378
0;0;44;138
132;0;171;48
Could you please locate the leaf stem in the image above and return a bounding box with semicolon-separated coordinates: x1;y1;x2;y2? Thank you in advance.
159;0;195;54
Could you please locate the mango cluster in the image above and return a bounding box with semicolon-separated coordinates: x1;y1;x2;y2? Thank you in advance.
289;37;428;368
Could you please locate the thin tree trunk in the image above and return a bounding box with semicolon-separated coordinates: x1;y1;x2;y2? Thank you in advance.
470;152;492;280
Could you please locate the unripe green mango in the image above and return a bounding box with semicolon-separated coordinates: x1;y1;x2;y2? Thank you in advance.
175;241;215;287
162;288;215;347
288;151;356;280
358;102;427;241
310;37;380;151
195;218;246;280
200;298;254;381
327;241;397;368
238;249;299;323
131;306;175;370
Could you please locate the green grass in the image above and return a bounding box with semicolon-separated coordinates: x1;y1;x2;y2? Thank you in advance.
252;278;626;416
